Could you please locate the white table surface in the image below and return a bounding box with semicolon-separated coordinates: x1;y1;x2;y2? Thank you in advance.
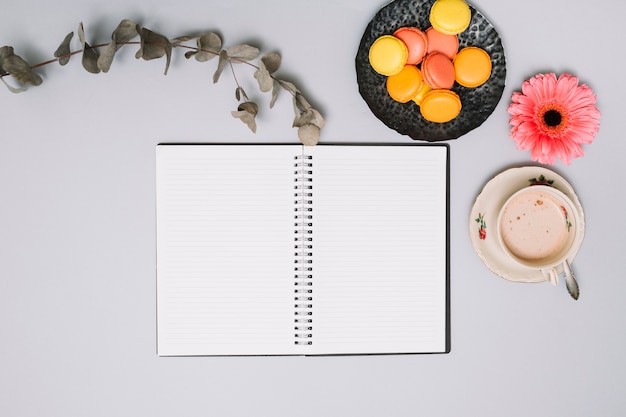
1;0;624;416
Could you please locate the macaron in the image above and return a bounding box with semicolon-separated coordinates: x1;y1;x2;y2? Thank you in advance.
419;89;462;123
453;46;492;87
429;0;472;35
386;65;423;103
421;52;456;89
425;27;459;60
393;27;428;65
368;35;408;76
412;82;432;106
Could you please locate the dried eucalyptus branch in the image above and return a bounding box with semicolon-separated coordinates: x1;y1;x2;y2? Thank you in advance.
0;19;323;145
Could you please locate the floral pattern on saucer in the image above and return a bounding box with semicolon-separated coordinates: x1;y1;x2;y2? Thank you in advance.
528;175;554;186
469;166;585;283
475;213;487;240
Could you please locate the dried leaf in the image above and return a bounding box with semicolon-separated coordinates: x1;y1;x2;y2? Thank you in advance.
191;32;221;62
78;23;100;74
226;44;260;62
292;111;311;128
239;101;258;116
294;108;325;130
292;101;301;121
2;55;43;85
0;46;43;86
307;108;325;129
235;86;248;101
171;35;195;46
0;48;10;78
294;93;311;113
1;76;27;93
0;45;12;62
253;60;273;93
112;19;139;44
260;52;281;74
231;101;258;133
97;19;137;72
298;124;320;146
279;79;299;95
135;26;172;75
213;50;228;83
97;42;117;73
54;32;74;66
97;21;138;72
135;26;169;59
231;110;257;133
82;43;100;74
269;79;280;108
77;22;87;45
293;107;321;128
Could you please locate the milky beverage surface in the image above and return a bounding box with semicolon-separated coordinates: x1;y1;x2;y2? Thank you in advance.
500;190;570;262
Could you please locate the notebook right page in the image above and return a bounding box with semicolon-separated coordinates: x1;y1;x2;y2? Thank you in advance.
306;145;449;355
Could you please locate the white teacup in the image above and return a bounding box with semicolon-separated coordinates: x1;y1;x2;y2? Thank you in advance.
496;185;580;283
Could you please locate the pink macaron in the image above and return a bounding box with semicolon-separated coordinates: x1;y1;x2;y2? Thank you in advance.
421;52;456;89
425;27;459;60
393;27;428;65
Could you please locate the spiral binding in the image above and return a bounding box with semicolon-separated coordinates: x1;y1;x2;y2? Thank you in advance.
294;154;313;345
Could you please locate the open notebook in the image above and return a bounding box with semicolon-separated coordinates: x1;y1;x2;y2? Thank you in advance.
156;144;449;356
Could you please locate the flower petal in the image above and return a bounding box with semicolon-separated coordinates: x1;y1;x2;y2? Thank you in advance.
508;72;601;164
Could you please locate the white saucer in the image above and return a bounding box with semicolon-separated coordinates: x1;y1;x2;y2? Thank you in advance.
469;166;586;283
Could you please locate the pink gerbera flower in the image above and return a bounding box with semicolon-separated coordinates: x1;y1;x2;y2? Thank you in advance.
507;73;600;165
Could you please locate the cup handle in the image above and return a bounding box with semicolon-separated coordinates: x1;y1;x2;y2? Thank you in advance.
541;268;559;286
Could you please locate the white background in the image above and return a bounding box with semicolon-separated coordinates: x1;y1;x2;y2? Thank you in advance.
1;0;623;416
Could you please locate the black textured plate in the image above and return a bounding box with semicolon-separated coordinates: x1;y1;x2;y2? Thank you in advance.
356;0;506;141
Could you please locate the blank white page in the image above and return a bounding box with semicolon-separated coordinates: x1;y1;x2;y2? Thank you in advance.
156;145;299;356
305;145;448;355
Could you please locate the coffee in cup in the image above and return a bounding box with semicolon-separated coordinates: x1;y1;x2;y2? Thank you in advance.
497;185;579;275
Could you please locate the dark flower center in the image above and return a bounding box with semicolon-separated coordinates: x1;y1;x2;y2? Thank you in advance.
543;109;562;127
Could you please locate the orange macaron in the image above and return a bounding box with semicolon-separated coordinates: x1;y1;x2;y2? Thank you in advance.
453;46;492;87
393;27;428;65
419;89;462;123
386;65;423;103
421;52;456;90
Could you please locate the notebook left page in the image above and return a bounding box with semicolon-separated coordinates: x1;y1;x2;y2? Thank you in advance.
156;144;300;356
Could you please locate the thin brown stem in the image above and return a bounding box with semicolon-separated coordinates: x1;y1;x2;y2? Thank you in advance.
0;39;299;101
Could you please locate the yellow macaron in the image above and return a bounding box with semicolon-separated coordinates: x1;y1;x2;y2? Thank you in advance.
368;35;408;76
419;89;462;123
453;46;492;87
429;0;472;35
412;82;433;106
